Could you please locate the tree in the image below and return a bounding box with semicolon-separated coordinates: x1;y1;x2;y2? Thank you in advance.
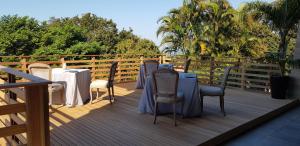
0;13;160;59
65;41;109;55
41;20;86;47
197;0;236;56
228;3;279;58
71;13;119;52
157;0;237;57
0;15;41;57
248;0;300;73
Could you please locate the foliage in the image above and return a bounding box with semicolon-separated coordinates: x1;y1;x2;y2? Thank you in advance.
0;15;41;56
0;14;160;60
157;0;299;62
246;0;300;74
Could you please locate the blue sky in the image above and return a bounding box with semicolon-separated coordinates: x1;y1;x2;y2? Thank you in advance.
0;0;273;45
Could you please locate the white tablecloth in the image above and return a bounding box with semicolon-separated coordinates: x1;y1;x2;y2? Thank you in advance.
52;68;91;106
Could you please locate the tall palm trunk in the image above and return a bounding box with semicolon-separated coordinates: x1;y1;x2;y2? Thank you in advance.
278;30;288;75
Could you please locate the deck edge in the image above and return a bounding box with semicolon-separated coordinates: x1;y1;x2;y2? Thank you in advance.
199;98;300;146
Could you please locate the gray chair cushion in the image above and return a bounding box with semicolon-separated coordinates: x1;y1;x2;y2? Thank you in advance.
156;91;184;103
200;85;224;96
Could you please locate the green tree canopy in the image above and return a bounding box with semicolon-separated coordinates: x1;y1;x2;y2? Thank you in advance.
0;13;160;60
0;15;41;56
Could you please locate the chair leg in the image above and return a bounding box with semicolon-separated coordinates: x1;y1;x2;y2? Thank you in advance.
108;87;112;104
181;101;184;118
173;103;177;126
60;89;64;106
200;95;204;113
220;96;226;116
89;88;93;104
96;88;99;98
112;86;115;97
153;102;158;124
49;91;53;105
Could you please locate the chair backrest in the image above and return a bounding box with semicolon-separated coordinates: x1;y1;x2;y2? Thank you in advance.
183;59;191;73
152;68;179;99
143;60;159;77
220;66;233;90
28;63;52;80
108;61;118;87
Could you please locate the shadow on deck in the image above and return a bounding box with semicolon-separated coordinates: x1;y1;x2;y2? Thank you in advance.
49;82;299;145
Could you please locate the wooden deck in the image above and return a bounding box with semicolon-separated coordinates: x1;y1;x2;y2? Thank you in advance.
45;82;298;146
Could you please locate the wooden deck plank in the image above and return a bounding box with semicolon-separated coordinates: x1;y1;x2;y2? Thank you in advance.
46;82;297;145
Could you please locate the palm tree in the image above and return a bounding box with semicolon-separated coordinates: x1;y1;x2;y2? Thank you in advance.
248;0;300;73
157;0;202;58
196;0;236;56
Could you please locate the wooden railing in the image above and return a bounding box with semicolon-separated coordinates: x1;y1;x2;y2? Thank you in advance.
0;54;163;83
0;65;50;146
168;56;281;92
0;54;281;93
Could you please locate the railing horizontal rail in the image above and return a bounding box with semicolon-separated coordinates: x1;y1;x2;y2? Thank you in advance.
0;124;27;138
0;103;26;115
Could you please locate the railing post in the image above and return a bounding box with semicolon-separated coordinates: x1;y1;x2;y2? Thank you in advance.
209;57;215;85
60;57;67;69
8;73;18;142
159;54;164;64
162;55;166;64
21;58;27;73
241;62;246;90
25;84;50;146
91;57;96;81
140;56;144;64
117;58;122;82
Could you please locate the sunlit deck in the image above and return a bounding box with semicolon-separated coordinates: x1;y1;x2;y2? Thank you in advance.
48;82;298;146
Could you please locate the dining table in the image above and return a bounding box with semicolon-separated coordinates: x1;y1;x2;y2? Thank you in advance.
136;64;173;89
138;72;202;117
51;68;91;107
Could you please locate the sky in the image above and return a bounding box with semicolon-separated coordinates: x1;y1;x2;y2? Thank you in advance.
0;0;273;45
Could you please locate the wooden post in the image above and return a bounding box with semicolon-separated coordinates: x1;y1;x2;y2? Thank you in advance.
241;62;246;90
60;58;65;69
140;56;144;64
209;57;215;85
25;84;50;146
117;58;122;82
159;55;165;64
162;55;166;64
91;57;96;81
8;73;18;142
20;58;27;73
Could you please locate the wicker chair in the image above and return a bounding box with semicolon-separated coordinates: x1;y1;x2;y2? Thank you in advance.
90;61;118;104
183;59;192;73
152;68;184;126
28;63;65;105
143;60;159;79
199;67;233;116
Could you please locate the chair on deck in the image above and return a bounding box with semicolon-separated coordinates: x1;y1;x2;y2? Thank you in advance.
143;60;159;79
28;63;65;105
152;68;184;126
90;61;118;104
183;58;192;73
199;66;233;116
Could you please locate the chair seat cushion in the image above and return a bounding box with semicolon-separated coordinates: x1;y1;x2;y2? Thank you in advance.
200;85;223;96
90;80;108;88
156;91;184;103
49;83;64;91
